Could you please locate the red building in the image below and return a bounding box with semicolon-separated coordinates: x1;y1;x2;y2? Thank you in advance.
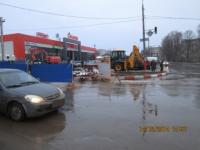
1;33;96;62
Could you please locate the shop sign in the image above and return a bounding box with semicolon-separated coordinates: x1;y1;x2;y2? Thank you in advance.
36;32;49;39
68;34;78;41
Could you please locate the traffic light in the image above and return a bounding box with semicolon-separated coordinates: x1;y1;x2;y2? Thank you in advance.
154;27;157;34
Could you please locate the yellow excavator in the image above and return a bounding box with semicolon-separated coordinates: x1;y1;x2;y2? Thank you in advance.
111;45;144;71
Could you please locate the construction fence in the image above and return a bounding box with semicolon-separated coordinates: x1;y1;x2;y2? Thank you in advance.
0;61;72;82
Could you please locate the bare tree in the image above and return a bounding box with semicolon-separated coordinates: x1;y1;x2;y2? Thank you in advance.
162;26;200;62
196;25;200;61
197;24;200;38
183;30;196;62
161;31;183;61
183;30;196;39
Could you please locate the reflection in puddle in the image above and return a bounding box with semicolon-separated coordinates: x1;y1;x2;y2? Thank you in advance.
0;111;66;150
140;86;159;137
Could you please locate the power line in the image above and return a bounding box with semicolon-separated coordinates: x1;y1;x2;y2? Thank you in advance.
1;2;199;21
0;2;140;20
1;2;200;21
6;15;200;32
147;16;200;21
6;19;140;31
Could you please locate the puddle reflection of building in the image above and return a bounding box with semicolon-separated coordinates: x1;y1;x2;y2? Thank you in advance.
160;76;200;109
194;86;200;109
159;75;188;97
160;84;181;97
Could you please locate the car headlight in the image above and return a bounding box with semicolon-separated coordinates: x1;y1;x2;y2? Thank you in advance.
25;95;45;104
57;88;64;96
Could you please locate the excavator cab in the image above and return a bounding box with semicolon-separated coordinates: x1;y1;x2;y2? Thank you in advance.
111;50;126;61
111;49;126;71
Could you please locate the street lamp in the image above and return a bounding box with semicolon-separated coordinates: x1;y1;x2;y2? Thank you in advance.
0;17;5;61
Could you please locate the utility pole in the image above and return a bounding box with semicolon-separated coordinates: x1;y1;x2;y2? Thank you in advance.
0;17;5;61
142;0;146;51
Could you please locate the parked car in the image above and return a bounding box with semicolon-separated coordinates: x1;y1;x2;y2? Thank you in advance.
0;69;65;121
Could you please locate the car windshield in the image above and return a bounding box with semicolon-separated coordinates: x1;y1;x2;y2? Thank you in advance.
0;71;39;88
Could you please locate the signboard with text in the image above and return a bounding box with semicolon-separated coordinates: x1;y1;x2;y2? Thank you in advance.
36;32;49;39
68;34;78;41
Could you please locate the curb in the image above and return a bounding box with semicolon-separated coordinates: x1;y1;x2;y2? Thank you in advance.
119;72;167;80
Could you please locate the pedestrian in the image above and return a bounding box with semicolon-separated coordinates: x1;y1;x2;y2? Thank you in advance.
144;59;148;71
151;60;157;72
150;60;154;72
153;60;157;72
160;60;164;72
81;58;84;67
147;60;150;70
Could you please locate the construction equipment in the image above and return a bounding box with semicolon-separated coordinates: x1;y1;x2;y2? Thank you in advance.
111;45;144;71
29;48;61;64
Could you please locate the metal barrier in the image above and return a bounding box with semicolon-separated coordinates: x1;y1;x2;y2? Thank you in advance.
31;64;72;82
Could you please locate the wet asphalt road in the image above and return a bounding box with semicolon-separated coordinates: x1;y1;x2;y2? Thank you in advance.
0;63;200;150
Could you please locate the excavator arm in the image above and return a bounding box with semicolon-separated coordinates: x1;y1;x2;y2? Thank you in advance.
126;45;144;70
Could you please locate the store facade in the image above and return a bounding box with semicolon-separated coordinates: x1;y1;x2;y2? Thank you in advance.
1;33;96;63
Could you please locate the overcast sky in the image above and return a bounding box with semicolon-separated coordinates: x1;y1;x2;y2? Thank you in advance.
0;0;200;52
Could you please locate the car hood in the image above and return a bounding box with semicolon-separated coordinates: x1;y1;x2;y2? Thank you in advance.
8;83;59;98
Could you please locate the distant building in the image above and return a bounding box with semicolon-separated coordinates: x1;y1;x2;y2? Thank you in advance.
142;46;161;59
149;47;161;58
182;38;200;62
96;49;111;56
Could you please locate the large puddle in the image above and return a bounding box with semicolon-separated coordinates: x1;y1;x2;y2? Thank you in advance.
1;63;200;150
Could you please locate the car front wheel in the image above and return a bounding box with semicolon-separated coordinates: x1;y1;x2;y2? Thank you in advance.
8;102;25;121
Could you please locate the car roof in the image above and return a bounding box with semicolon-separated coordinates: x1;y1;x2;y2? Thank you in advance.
0;68;21;73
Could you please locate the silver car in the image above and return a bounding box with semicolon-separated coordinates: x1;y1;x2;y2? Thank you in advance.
0;69;65;121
